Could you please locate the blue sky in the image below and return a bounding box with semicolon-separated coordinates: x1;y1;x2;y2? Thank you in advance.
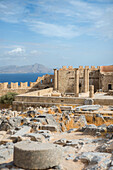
0;0;113;69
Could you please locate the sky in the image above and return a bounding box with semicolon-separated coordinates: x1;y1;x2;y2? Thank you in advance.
0;0;113;69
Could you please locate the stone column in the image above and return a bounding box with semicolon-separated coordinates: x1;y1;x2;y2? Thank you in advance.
57;70;59;91
84;69;88;93
89;85;94;98
74;69;79;97
87;69;89;92
54;69;57;90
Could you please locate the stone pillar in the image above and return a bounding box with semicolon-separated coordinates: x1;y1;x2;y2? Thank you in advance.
38;92;41;96
57;70;59;91
54;69;57;90
74;69;79;97
89;85;94;98
87;69;89;92
84;69;88;93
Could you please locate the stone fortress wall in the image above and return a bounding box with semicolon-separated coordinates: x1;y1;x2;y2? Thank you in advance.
12;65;113;111
54;65;113;95
0;74;54;96
1;65;113;97
1;65;113;110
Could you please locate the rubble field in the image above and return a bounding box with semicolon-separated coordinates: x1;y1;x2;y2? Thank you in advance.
0;105;113;170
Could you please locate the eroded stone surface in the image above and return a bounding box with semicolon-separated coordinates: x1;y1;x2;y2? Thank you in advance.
14;141;62;170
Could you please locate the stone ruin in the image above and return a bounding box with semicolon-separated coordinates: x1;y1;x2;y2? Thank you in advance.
1;105;113;169
0;65;113;98
54;65;113;95
0;65;113;169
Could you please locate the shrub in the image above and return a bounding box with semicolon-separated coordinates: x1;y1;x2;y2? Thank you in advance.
0;92;18;104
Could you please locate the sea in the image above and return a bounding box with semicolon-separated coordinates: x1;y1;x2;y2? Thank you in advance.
0;73;53;86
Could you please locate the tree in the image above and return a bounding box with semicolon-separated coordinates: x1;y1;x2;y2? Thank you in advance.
0;92;18;104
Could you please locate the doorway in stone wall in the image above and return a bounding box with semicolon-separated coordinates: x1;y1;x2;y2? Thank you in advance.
108;84;112;90
79;83;82;93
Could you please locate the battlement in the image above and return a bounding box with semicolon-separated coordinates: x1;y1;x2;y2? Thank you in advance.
85;66;89;69
60;66;74;71
0;74;54;90
59;65;100;70
79;66;83;69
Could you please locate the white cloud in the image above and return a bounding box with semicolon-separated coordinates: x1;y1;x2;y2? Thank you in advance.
27;21;80;38
0;0;113;39
8;47;25;55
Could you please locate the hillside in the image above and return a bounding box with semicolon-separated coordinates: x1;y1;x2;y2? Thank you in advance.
0;63;53;73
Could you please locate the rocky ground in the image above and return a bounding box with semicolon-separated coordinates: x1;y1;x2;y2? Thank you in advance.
0;106;113;170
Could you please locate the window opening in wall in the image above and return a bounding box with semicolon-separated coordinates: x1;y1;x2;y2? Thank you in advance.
41;80;42;84
108;84;112;90
51;79;52;83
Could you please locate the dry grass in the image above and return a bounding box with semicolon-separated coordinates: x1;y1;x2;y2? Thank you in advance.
48;108;55;114
65;118;75;131
58;107;62;113
38;110;43;114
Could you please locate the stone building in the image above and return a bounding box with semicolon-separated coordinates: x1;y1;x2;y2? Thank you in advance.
0;65;113;98
54;65;113;95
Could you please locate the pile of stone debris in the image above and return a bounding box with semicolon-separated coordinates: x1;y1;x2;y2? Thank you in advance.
0;106;113;170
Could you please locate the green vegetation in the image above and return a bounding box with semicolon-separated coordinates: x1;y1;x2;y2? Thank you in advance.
0;92;18;104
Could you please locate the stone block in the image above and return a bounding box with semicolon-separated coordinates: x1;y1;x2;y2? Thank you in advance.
40;124;58;132
24;133;45;142
0;139;12;145
0;131;6;140
84;99;94;105
11;126;31;141
60;106;73;111
14;141;62;169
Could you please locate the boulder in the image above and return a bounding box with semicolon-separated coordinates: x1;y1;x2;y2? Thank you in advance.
75;152;111;168
83;124;97;135
107;125;113;132
0;142;13;164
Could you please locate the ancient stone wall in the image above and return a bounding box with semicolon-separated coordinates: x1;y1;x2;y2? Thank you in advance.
100;73;113;92
89;70;100;92
58;66;75;94
0;74;54;96
56;66;100;94
21;88;53;96
0;88;38;96
13;94;113;111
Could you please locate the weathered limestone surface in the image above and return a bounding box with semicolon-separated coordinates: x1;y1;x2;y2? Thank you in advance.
54;69;57;90
74;69;79;97
84;69;88;93
14;141;62;170
40;124;58;132
11;126;31;141
84;99;94;105
60;106;73;111
89;85;94;98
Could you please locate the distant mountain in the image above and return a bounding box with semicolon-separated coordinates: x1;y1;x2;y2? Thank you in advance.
0;63;53;73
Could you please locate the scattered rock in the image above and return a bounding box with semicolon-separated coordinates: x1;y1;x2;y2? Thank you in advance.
40;124;58;132
11;126;31;142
